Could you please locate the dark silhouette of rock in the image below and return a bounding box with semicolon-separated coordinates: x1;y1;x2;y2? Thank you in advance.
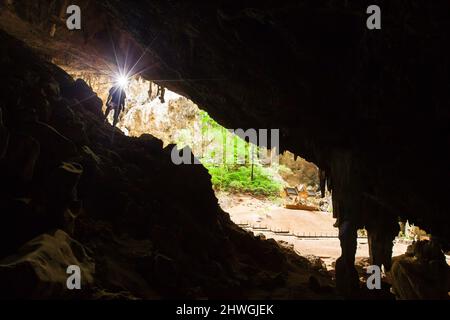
390;240;450;300
305;255;327;272
0;230;94;299
62;79;104;120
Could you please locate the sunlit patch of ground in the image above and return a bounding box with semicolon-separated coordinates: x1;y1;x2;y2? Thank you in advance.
218;193;421;270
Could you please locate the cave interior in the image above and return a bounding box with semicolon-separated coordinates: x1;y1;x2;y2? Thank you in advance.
0;0;449;300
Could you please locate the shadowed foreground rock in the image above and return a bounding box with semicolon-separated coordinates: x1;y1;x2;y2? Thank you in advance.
0;230;94;299
390;241;450;300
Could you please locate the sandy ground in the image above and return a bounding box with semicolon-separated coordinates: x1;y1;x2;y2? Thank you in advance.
244;233;409;270
218;193;413;269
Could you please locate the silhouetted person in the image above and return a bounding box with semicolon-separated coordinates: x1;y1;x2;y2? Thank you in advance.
156;85;165;103
104;85;126;127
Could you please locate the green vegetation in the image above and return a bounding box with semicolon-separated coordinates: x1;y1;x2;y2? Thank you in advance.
357;229;367;238
175;110;282;197
205;164;282;196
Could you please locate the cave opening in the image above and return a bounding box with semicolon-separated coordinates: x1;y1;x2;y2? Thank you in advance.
58;66;344;266
58;67;438;275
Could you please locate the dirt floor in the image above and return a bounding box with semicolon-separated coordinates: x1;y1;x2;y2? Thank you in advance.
218;193;413;270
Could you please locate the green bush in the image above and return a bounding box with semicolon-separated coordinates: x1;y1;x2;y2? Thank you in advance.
205;164;282;196
175;110;282;197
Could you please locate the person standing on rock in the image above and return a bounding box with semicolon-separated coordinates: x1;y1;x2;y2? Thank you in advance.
156;85;165;103
104;85;126;127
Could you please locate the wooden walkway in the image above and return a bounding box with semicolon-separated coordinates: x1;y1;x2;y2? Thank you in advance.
237;222;368;239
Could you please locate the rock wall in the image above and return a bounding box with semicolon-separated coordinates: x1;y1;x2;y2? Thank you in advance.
278;151;319;188
117;80;200;143
56;70;200;144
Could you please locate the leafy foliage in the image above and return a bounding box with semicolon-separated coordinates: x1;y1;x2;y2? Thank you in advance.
205;164;282;196
176;110;281;197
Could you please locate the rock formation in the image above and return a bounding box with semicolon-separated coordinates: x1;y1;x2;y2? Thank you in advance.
390;240;450;299
0;230;94;299
278;151;319;188
0;0;449;298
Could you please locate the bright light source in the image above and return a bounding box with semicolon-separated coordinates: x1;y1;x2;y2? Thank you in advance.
116;75;129;88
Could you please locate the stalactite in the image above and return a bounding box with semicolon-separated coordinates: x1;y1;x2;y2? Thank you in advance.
319;169;326;198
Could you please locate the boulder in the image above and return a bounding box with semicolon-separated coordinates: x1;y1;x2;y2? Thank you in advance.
305;255;327;272
390;240;450;299
0;230;95;299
